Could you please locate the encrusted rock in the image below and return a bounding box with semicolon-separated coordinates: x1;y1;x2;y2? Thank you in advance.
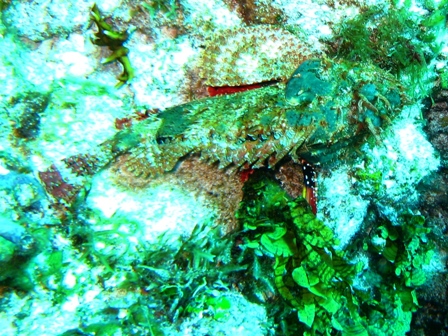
275;161;305;199
424;90;448;167
223;0;286;25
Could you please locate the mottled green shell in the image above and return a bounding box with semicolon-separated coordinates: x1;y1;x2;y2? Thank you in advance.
125;58;407;177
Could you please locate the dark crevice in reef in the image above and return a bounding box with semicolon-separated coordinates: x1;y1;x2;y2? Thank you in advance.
412;90;448;336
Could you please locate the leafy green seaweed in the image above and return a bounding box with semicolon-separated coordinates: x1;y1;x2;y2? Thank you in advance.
235;171;435;335
90;4;135;88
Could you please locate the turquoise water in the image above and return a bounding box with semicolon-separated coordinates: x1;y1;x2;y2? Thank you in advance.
0;1;447;335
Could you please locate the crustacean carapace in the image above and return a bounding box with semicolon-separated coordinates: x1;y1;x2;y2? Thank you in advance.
39;58;408;208
118;58;408;179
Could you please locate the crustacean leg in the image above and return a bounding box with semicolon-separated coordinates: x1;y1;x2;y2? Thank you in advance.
357;93;385;143
357;93;378;114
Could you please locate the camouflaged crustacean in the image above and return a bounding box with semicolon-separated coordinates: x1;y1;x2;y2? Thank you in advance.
117;58;407;178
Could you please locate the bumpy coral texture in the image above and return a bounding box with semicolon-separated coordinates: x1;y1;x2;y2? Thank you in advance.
172;156;244;232
425;90;448;167
275;161;305;199
198;26;312;86
111;155;244;232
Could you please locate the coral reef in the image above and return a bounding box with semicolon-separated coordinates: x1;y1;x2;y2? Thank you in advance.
222;0;285;25
170;155;245;233
0;0;447;335
8;92;50;140
198;25;312;86
412;88;448;335
2;0;93;41
275;161;305;199
424;89;448;167
38;164;80;205
0;167;52;226
111;154;244;232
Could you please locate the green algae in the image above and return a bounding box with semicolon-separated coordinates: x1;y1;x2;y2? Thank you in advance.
330;3;445;95
234;171;435;335
141;0;179;20
90;4;134;88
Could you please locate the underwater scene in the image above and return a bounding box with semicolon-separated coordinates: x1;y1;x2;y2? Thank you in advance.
0;0;448;335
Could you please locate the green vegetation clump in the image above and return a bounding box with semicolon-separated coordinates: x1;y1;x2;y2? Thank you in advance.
0;225;54;292
235;171;435;335
119;223;241;333
65;206;238;334
9;91;50;139
141;0;179;20
90;4;135;88
440;69;448;89
329;4;446;87
363;214;435;289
